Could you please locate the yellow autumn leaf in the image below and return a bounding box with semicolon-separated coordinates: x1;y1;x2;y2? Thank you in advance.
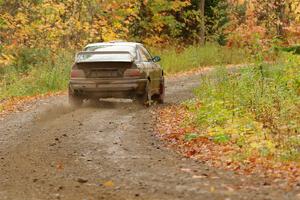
103;180;114;187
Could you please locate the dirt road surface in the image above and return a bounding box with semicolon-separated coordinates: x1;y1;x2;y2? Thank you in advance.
1;72;299;200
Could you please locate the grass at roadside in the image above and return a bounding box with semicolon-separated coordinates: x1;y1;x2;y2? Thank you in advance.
191;56;300;161
0;44;251;104
154;44;251;74
156;54;300;183
158;53;300;163
0;49;73;101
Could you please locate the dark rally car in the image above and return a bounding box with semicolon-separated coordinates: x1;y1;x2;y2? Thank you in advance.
68;41;165;106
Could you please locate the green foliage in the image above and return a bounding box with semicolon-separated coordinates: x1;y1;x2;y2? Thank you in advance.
205;0;229;45
153;44;250;74
12;48;51;73
0;49;73;100
188;53;300;161
212;133;230;143
196;101;232;127
184;133;199;142
279;45;300;55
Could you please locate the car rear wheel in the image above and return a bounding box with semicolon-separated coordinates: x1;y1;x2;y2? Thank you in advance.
68;88;83;107
138;80;152;106
157;77;165;104
152;77;165;104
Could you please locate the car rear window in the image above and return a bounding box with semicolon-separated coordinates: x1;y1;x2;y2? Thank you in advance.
84;45;136;54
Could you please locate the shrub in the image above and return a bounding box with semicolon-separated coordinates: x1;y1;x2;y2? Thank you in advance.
188;54;300;160
0;49;73;100
152;44;251;74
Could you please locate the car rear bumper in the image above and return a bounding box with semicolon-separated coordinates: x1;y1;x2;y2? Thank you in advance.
69;78;147;98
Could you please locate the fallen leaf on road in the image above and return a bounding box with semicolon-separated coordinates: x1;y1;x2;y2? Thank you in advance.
192;175;207;179
181;168;192;173
103;180;114;187
56;162;64;170
224;185;235;192
77;178;88;183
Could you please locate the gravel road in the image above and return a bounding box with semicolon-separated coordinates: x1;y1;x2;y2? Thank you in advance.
0;72;299;200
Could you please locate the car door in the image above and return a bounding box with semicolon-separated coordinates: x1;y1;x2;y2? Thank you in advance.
138;46;161;93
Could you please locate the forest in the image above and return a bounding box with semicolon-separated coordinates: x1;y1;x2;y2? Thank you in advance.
0;0;299;60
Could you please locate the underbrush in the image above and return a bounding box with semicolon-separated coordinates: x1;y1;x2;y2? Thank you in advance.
154;44;251;74
0;44;251;102
184;53;300;161
0;49;73;101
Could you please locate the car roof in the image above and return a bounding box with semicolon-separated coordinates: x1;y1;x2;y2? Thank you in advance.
84;41;143;49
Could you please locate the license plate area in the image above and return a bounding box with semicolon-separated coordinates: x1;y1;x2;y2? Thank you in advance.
89;70;119;78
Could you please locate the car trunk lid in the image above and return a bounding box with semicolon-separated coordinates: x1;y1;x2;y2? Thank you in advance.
76;62;134;78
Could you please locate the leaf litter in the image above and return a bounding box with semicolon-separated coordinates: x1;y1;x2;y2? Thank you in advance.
155;104;300;188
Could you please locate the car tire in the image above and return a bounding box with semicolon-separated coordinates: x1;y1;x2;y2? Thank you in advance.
68;88;83;107
138;80;152;106
157;77;165;104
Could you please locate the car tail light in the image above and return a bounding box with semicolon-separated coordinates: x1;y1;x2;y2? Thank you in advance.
71;69;85;78
124;69;142;77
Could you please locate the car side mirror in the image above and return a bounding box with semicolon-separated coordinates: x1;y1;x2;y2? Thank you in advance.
152;56;161;62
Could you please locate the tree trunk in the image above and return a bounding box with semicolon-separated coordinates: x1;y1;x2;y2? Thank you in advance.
199;0;205;45
276;0;285;39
